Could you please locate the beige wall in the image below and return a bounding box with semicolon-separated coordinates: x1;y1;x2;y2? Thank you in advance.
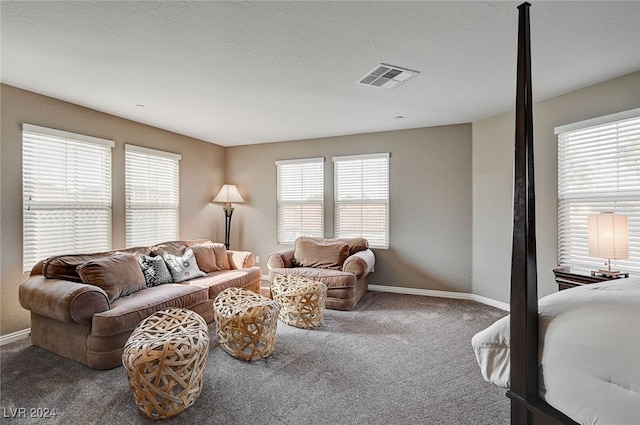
225;125;473;293
472;71;640;304
0;84;227;335
4;71;635;336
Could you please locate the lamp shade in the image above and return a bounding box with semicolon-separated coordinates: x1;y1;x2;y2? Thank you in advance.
212;184;245;204
588;212;629;259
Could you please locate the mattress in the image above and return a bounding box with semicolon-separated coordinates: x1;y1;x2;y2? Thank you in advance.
472;277;640;425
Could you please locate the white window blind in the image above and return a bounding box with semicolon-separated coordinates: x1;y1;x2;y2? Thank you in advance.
276;157;324;244
125;145;181;247
334;153;389;248
557;110;640;274
22;124;114;272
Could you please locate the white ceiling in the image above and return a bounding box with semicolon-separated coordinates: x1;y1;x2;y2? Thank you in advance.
1;1;639;147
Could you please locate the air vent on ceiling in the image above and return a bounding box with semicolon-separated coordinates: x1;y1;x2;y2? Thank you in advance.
357;63;419;89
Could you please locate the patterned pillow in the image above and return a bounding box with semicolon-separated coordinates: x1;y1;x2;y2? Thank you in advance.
162;248;206;282
138;254;173;287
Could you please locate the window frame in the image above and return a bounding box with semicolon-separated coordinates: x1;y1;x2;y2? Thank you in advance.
333;152;390;249
22;124;114;272
125;144;181;247
275;157;325;245
556;108;640;274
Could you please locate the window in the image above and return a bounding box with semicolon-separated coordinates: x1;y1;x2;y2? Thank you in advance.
22;124;114;272
125;145;181;247
557;109;640;273
334;153;389;248
276;157;324;244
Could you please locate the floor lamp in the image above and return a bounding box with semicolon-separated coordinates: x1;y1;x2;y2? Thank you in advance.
213;184;245;249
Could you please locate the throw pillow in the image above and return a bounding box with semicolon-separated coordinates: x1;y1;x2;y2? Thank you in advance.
212;243;231;270
293;238;350;270
76;253;147;303
190;243;221;273
324;237;369;255
296;236;369;256
162;248;206;282
43;251;115;282
138;254;173;287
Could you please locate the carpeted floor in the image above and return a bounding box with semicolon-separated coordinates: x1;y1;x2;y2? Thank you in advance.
1;291;509;425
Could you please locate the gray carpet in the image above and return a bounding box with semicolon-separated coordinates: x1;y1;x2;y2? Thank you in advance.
1;291;509;425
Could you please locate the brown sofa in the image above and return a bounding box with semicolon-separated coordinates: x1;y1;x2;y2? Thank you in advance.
19;239;261;369
267;237;375;310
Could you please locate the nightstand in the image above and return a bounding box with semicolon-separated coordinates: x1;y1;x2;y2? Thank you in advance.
552;266;626;291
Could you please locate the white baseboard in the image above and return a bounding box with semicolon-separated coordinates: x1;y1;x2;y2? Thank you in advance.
0;328;31;346
368;284;510;311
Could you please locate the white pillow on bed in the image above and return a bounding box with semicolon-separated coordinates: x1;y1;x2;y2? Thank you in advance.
471;315;511;388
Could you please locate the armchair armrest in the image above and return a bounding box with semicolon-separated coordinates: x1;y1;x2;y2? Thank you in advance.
228;250;256;269
267;248;295;269
343;249;375;279
19;276;110;325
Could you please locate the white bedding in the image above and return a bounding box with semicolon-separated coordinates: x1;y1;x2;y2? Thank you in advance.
472;277;640;425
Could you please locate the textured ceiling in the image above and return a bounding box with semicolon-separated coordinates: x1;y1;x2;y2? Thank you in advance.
1;1;639;146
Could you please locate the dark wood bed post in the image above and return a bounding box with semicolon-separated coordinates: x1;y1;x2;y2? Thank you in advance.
506;4;578;424
508;2;538;422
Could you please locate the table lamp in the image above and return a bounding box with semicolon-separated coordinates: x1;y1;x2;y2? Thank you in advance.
588;212;629;277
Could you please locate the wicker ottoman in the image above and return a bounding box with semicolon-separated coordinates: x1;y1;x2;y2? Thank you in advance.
122;308;210;420
213;288;280;361
271;274;327;329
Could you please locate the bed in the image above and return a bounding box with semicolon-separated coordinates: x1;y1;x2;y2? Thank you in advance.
473;278;640;424
473;3;640;425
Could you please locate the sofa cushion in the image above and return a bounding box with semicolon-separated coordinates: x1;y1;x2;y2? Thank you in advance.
293;238;349;270
151;240;188;255
91;284;209;337
163;248;206;282
76;253;147;302
185;267;262;299
151;239;211;256
138;254;173;287
43;251;115;282
191;242;229;272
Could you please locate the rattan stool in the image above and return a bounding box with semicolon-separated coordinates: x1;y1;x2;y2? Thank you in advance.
213;288;280;361
271;274;327;329
122;308;210;419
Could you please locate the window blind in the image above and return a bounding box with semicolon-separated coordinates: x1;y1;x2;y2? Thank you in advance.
125;145;181;247
333;153;389;248
557;111;640;274
276;157;324;244
22;124;114;272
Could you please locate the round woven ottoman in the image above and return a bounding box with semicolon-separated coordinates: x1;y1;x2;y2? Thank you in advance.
271;274;327;329
122;308;210;420
213;288;280;361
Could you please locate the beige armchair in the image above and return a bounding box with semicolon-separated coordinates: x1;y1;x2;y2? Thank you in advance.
267;237;375;310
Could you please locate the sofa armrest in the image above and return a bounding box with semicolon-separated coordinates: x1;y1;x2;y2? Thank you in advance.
228;250;256;269
30;259;46;276
267;248;295;269
19;276;110;325
343;249;375;279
